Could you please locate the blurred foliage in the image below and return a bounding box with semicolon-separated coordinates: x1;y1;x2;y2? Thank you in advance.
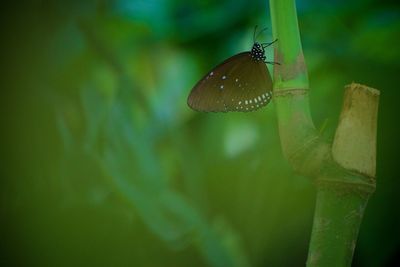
0;0;399;266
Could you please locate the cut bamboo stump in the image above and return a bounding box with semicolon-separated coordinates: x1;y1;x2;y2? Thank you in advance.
333;83;380;178
307;83;380;267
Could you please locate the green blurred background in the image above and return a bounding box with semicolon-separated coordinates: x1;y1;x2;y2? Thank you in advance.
0;0;399;266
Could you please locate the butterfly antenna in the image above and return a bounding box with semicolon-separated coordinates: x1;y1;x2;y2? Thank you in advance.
262;38;278;48
253;25;258;43
255;27;269;42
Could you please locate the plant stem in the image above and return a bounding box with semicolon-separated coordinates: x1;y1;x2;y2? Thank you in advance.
270;0;308;90
269;0;329;177
306;184;370;266
307;84;379;267
268;0;380;266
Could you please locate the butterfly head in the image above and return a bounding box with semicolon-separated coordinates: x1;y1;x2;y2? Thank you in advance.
251;42;266;62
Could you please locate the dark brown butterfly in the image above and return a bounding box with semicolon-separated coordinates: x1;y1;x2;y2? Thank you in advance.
187;27;277;112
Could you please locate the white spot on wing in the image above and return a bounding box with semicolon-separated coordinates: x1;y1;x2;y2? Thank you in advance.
222;75;226;80
220;85;224;89
245;100;248;105
235;78;239;82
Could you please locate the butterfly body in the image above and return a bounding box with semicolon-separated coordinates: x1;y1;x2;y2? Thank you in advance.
187;42;274;113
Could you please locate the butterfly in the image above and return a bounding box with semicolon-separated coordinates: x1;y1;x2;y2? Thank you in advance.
187;27;278;113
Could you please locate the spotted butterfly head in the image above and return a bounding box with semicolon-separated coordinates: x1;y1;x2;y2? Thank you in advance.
251;42;266;62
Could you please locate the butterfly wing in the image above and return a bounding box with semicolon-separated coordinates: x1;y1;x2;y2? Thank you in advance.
187;52;273;112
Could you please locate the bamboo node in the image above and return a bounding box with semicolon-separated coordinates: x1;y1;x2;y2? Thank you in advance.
273;88;309;97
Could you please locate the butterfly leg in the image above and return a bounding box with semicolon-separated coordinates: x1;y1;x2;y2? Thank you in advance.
264;60;281;65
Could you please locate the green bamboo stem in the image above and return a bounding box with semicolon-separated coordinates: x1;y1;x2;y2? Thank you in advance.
269;0;330;177
269;0;309;90
268;0;379;266
306;184;370;267
307;84;379;267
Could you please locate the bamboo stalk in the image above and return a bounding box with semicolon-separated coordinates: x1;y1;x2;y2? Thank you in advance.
307;84;379;266
270;0;331;178
268;0;380;266
270;0;308;90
